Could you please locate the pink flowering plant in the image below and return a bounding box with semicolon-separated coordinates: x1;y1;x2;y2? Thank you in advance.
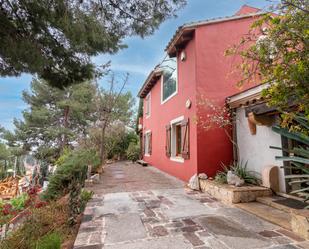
196;96;239;160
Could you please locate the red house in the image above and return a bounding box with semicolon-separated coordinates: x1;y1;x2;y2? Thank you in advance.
138;6;263;182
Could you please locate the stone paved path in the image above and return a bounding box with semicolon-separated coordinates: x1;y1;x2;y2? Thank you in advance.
74;162;309;249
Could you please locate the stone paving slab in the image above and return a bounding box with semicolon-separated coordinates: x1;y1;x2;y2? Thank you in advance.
95;192;140;216
74;162;308;249
104;213;147;243
215;207;280;232
104;236;192;249
196;216;271;249
153;189;218;219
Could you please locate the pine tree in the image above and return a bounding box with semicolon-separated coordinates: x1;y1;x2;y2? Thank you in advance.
0;0;186;88
4;78;97;162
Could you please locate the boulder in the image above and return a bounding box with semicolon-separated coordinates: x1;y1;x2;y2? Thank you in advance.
227;171;245;187
198;173;208;180
90;174;100;184
188;174;200;190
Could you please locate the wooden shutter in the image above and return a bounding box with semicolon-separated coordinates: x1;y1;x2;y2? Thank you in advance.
181;118;190;159
165;125;171;157
148;132;152;155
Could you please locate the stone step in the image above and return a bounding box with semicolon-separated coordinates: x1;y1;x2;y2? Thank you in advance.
137;160;148;166
235;202;292;230
257;196;292;213
257;196;308;214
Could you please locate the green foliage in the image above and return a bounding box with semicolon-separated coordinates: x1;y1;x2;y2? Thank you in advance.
34;232;61;249
4;79;97;163
80;190;94;212
0;143;10;160
0;0;186;88
10;193;28;211
215;161;259;185
0;202;69;249
105;127;138;160
43;148;99;200
136;98;144;133
228;0;309;127
233;161;259;185
55;148;72;166
272;115;309;207
214;167;229;184
126;142;140;162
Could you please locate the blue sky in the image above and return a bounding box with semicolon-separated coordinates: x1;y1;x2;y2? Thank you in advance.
0;0;272;130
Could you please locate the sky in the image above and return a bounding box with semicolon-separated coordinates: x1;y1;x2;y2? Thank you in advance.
0;0;272;130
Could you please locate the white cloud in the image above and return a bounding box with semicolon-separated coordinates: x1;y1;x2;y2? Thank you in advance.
110;63;153;76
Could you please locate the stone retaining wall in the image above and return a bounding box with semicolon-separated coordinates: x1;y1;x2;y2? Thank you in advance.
199;179;272;204
291;209;309;240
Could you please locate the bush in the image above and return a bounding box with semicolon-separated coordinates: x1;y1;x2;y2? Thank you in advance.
126;142;140;162
43;148;100;200
10;193;28;211
214;165;229;184
35;232;61;249
80;189;93;212
215;161;259;185
0;202;69;249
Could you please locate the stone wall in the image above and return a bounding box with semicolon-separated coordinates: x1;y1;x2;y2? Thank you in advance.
291;210;309;240
199;179;272;204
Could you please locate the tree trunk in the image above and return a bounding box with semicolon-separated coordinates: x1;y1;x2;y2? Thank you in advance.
99;121;107;163
61;105;70;151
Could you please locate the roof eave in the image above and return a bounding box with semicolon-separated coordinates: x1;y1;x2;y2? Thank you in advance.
165;12;267;57
226;83;269;108
138;70;163;98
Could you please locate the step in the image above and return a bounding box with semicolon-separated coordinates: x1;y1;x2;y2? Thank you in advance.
257;196;308;214
235;202;292;230
137;160;148;166
257;196;291;213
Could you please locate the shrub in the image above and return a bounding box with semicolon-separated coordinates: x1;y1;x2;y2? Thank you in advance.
43;148;99;200
214;164;229;184
10;193;28;211
215;161;259;185
126;142;140;162
80;189;93;212
35;232;61;249
0;202;69;249
232;161;259;185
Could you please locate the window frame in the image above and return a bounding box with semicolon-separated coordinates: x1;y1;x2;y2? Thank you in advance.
161;59;178;105
169;116;184;163
144;130;151;157
145;92;151;118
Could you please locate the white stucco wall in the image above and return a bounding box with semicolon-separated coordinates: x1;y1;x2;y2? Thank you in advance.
236;107;286;192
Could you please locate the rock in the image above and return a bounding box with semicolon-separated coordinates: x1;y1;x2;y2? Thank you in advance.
84;179;93;187
188;174;200;190
227;171;245;187
198;173;208;180
235;178;245;187
90;174;100;184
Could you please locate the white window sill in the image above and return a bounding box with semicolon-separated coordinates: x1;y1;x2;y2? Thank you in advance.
146;114;150;119
170;156;184;163
144;154;150;157
161;91;177;105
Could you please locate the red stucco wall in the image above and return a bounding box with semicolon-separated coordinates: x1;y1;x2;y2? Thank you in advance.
142;36;197;182
195;16;258;177
142;13;259;181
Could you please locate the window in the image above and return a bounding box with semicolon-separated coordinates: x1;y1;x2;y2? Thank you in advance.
144;131;152;156
175;123;182;157
145;93;151;118
161;58;177;103
165;116;190;162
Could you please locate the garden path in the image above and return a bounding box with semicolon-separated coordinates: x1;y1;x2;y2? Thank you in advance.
74;161;309;249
